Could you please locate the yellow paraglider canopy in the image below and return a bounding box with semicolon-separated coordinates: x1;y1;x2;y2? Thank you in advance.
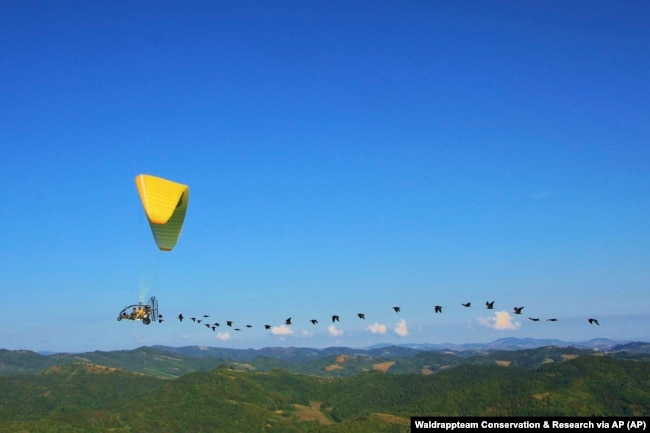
135;174;189;251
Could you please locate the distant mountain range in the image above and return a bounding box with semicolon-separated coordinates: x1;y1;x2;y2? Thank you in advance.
29;337;634;357
2;337;646;378
372;336;633;351
150;337;637;360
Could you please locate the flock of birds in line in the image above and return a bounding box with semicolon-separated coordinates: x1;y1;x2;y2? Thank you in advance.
151;301;601;333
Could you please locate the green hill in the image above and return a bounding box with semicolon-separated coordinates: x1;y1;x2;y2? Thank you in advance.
3;343;647;378
0;347;228;378
0;362;165;432
0;355;648;432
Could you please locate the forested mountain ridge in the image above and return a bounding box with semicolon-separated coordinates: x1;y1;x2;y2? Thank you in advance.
0;355;648;432
1;338;648;378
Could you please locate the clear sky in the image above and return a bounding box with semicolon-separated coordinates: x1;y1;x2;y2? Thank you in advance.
1;0;648;353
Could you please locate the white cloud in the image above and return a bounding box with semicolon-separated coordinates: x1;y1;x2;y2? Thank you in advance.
132;333;146;344
328;325;343;336
216;332;230;341
367;323;387;334
272;324;294;335
477;311;521;331
394;319;408;337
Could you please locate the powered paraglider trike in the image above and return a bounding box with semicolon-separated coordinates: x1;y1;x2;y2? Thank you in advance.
117;296;159;325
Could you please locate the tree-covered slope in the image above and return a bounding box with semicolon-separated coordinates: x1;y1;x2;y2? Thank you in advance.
0;355;648;432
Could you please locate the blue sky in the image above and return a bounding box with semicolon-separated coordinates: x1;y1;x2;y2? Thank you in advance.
1;0;649;353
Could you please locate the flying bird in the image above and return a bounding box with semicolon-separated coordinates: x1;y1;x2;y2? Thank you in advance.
588;318;600;326
357;313;365;319
211;326;216;331
310;319;318;325
528;317;540;321
158;319;164;323
485;301;495;310
191;317;197;322
546;318;558;322
434;305;442;313
332;315;340;323
461;302;471;308
227;321;234;327
513;307;524;315
285;317;292;325
196;319;202;324
204;323;210;328
393;306;401;313
246;324;252;328
264;324;271;330
213;322;220;327
178;314;184;322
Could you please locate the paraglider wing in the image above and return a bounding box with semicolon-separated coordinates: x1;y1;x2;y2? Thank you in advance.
135;174;189;251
